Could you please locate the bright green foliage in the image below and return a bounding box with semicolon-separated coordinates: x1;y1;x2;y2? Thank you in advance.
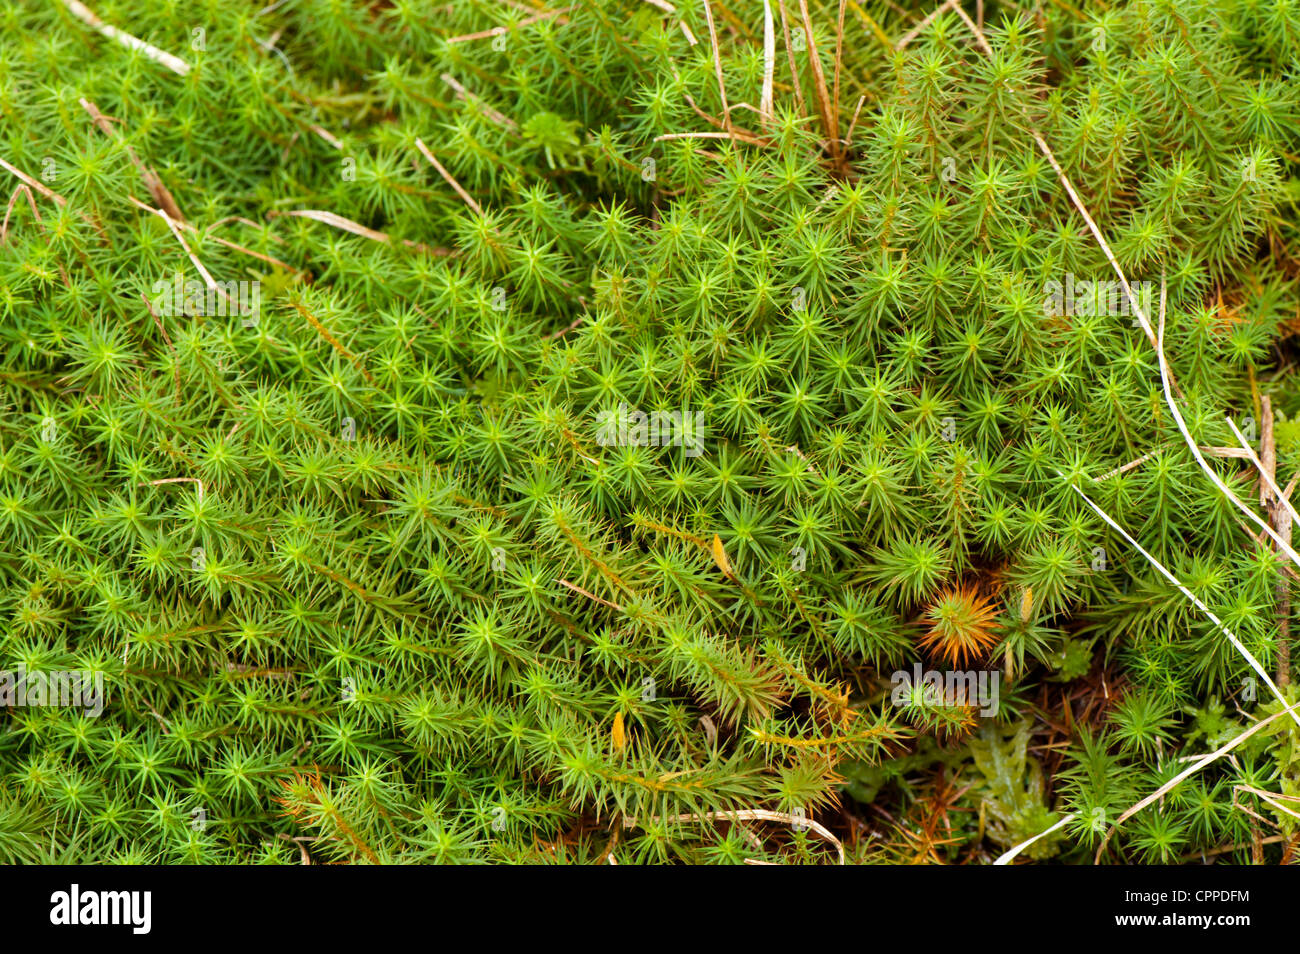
969;721;1063;860
1;0;1299;864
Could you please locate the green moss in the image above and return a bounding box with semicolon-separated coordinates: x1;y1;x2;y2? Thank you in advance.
0;0;1297;864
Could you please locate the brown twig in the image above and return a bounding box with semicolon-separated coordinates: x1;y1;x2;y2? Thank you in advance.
81;98;186;223
141;293;182;399
557;578;624;613
0;156;68;207
775;0;806;114
126;196;301;274
795;0;841;167
414;138;483;216
291;301;374;384
700;0;733;136
896;0;955;50
1;184;41;245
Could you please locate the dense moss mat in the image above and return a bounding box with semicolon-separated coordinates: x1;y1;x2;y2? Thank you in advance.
2;0;1300;863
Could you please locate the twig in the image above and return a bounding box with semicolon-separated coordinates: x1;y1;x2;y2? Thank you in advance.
291;302;374;384
1257;396;1292;686
440;74;517;130
1094;446;1164;481
141;293;182;399
133;201;234;312
414;139;483;216
446;7;570;43
546;315;584;339
796;0;840;165
775;0;805;114
831;0;848;140
993;812;1076;865
268;209;450;256
653;130;768;145
1226;415;1300;542
844;94;867;146
127;196;300;274
700;0;733;136
278;834;314;865
557;578;623;613
309;125;343;150
896;0;955;50
0;156;68;206
1065;476;1300;733
1;185;41;245
1094;700;1300;862
61;0;191;76
760;0;776;126
81;98;186;223
651;809;845;864
1236;784;1300;823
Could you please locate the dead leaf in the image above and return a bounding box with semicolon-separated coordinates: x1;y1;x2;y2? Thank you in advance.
711;534;738;582
612;711;626;752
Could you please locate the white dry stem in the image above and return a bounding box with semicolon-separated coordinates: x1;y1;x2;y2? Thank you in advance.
653;809;845;864
992;812;1076;865
1093;701;1300;860
134;202;234;312
269;209;448;255
2;185;41;245
446;7;570;44
1066;477;1300;730
949;5;1300;573
1226;416;1300;531
62;1;192;76
440;74;517;130
760;0;776;127
1236;785;1300;824
309;125;343;150
127;196;298;274
1149;279;1300;571
1094;446;1166;482
142;477;205;503
896;0;956;50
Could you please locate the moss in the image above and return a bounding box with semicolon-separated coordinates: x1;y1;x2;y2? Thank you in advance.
0;0;1297;863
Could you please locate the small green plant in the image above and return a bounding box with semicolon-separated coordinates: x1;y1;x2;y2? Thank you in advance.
0;0;1297;865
